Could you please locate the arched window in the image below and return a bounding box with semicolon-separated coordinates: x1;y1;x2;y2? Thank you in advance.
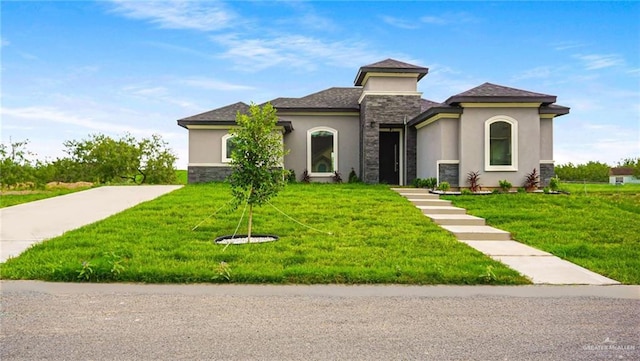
307;127;337;176
221;133;237;163
485;116;518;171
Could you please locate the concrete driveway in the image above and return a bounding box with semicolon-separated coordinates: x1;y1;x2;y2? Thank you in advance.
0;185;182;262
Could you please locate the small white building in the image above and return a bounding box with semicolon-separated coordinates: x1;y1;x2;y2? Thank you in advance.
609;167;640;185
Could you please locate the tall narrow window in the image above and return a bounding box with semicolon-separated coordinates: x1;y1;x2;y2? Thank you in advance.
221;133;237;163
307;127;337;176
490;122;511;166
485;116;518;171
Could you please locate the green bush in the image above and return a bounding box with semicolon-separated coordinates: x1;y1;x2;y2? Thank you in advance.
437;181;450;192
499;180;512;192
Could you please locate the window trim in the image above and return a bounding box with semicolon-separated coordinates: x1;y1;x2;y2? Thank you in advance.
307;126;338;177
484;116;518;171
221;133;235;163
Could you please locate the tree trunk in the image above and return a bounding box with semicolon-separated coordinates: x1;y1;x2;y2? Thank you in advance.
247;204;253;243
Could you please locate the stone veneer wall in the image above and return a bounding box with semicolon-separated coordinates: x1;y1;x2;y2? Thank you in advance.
438;163;459;187
359;94;422;184
540;163;555;187
188;166;233;183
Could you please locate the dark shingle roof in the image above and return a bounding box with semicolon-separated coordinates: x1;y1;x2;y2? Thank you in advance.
446;83;557;105
610;167;634;176
354;58;428;86
270;87;362;111
408;99;462;127
177;101;292;132
178;102;249;122
420;99;444;112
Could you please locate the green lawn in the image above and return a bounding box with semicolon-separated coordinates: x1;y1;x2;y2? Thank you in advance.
0;183;527;285
0;187;93;208
443;183;640;284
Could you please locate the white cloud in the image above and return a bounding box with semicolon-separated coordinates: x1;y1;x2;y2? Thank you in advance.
553;41;587;51
144;41;215;59
211;33;410;72
419;64;482;102
122;85;200;109
108;0;235;31
180;77;254;91
420;16;448;25
627;68;640;76
420;12;477;26
511;66;554;81
1;37;9;47
574;54;624;70
1;106;161;136
381;16;420;29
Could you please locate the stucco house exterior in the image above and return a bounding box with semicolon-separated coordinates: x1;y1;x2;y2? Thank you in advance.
609;167;640;185
177;59;570;188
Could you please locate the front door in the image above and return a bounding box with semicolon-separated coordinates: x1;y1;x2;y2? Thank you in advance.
379;131;400;184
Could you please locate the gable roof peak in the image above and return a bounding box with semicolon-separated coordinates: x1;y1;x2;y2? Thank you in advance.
446;82;557;105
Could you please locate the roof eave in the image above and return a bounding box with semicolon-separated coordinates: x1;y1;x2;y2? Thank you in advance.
177;120;294;133
275;107;359;113
446;95;557;105
354;67;429;86
407;106;463;127
539;105;571;117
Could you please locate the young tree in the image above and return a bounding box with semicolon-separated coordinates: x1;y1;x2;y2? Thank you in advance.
0;139;36;189
228;103;288;242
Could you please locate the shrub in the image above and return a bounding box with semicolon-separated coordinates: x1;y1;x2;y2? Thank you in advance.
424;177;437;190
461;189;473;195
499;180;512;193
549;176;560;192
348;168;361;183
286;169;297;183
467;171;481;192
301;169;311;183
517;187;526;193
437;181;450;192
524;168;539;191
332;171;343;183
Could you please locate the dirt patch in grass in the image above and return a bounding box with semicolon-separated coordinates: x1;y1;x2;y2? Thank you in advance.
0;182;94;195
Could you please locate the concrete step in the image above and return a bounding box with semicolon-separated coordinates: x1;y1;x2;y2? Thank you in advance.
426;214;485;226
398;193;440;199
441;225;511;241
408;199;452;206
417;206;467;215
460;240;550;256
391;187;426;192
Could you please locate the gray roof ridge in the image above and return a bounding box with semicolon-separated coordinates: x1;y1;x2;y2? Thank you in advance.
445;82;557;105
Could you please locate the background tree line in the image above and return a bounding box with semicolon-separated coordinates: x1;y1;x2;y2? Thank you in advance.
1;133;177;189
555;158;640;183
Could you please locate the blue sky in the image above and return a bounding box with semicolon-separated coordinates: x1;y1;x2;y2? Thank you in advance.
2;1;639;169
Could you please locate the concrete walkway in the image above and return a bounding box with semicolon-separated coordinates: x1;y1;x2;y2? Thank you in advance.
392;188;620;285
0;185;182;262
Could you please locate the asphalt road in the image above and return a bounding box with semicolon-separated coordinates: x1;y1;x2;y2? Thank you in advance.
1;282;638;361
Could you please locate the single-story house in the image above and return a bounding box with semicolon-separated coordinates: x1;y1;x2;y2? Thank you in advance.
609;167;640;185
177;58;570;187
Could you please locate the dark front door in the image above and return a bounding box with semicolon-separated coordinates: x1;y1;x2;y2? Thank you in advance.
379;131;400;184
